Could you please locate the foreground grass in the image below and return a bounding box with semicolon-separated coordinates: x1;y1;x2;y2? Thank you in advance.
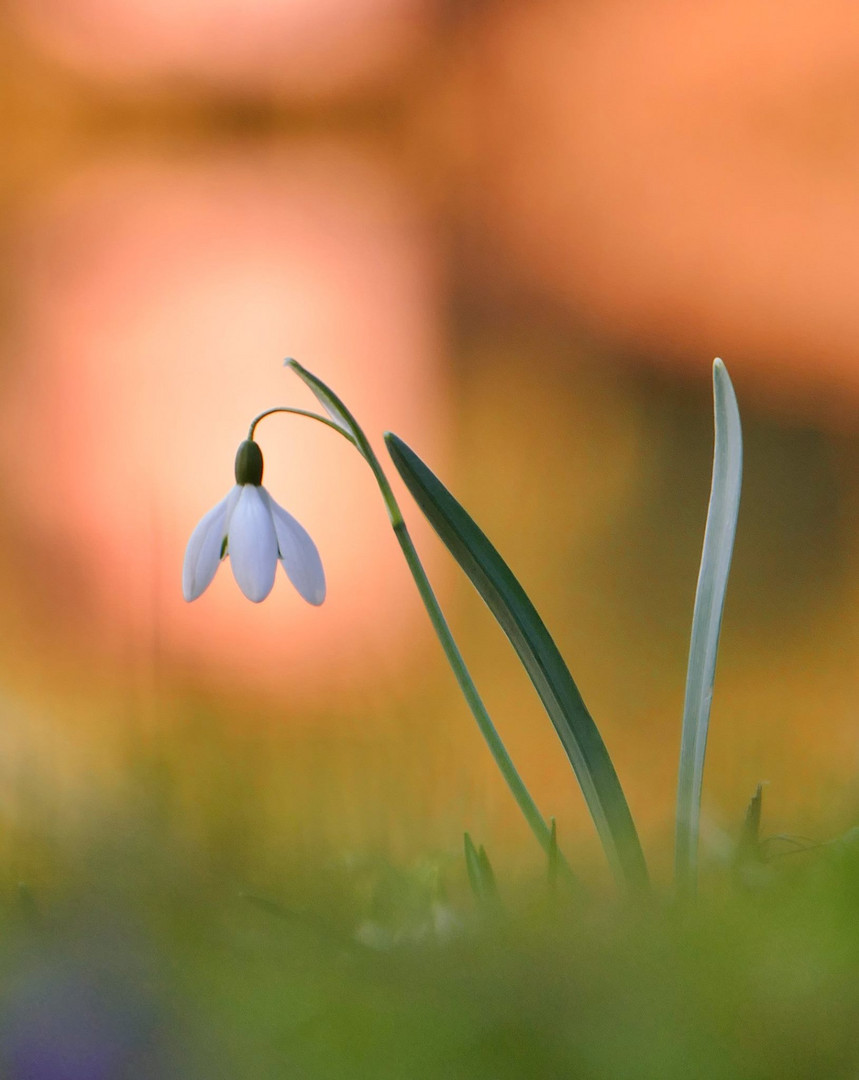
0;787;858;1080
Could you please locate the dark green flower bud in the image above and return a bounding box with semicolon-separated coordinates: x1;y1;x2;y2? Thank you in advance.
235;439;264;486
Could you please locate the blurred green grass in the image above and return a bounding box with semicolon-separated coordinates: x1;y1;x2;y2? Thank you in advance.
1;731;859;1080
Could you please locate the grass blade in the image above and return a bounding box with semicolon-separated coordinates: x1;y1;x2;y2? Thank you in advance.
477;844;498;899
386;433;648;894
735;783;764;871
675;358;743;898
547;818;559;891
740;783;763;854
464;833;499;903
464;833;484;899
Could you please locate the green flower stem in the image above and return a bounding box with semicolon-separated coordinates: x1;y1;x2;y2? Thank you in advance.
250;399;573;880
390;517;567;868
249;408;350;444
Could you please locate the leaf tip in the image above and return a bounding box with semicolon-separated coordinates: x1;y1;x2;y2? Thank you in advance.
712;357;731;389
712;356;736;391
384;431;408;466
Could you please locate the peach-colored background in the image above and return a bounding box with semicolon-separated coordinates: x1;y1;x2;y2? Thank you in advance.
2;0;859;874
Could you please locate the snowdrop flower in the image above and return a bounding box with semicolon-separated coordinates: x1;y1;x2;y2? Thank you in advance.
183;438;325;605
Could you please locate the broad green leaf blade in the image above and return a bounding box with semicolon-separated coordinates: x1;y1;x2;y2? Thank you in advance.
386;433;648;893
675;358;743;898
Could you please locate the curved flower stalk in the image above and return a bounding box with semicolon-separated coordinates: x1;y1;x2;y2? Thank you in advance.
183;437;325;605
183;359;572;882
284;361;575;880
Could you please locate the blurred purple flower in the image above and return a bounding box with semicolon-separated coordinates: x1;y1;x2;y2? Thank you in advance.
1;962;164;1080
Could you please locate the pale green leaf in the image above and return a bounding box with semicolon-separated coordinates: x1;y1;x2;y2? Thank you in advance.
675;358;743;897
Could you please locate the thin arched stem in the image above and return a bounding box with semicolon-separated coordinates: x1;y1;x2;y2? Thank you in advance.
248;407;354;444
252;386;575;882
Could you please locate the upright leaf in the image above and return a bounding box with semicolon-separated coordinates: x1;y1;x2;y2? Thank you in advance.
464;833;499;903
675;358;743;898
735;783;764;870
477;844;498;899
386;433;648;894
547;818;559;891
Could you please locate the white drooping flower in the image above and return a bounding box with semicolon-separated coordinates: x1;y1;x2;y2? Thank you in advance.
183;439;325;605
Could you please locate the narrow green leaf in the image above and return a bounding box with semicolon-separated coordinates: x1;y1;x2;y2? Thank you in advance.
477;844;498;899
465;834;500;905
742;783;763;849
675;358;743;898
464;833;486;900
386;433;648;894
547;818;559;890
735;783;763;868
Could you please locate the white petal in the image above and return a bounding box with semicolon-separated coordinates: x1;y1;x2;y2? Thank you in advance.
182;487;239;602
262;488;326;606
228;485;278;603
221;484;242;535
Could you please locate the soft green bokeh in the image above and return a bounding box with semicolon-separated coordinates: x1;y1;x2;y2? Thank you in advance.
2;748;859;1078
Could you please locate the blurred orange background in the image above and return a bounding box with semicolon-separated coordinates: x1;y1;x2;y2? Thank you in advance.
1;0;859;881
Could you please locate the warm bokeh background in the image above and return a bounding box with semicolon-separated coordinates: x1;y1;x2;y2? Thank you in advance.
1;0;859;893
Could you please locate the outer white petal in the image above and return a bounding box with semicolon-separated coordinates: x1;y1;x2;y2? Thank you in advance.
261;488;326;606
227;485;279;602
182;486;240;602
